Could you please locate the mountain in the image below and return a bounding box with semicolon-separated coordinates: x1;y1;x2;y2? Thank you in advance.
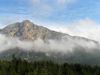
0;20;99;65
0;20;65;41
0;20;98;43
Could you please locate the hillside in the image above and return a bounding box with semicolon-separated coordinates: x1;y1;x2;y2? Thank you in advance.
0;56;100;75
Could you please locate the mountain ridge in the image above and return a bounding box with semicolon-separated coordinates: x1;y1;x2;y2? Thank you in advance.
0;20;98;43
0;20;66;41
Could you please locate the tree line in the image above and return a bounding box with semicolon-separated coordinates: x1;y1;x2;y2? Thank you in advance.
0;54;100;75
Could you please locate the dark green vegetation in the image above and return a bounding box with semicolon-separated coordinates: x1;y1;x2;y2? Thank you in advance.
0;55;100;75
0;48;100;65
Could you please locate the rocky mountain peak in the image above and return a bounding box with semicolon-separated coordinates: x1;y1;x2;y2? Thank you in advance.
22;20;33;26
23;20;31;23
0;20;65;41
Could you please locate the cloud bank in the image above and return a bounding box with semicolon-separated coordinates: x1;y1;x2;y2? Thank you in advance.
50;18;100;42
0;33;98;54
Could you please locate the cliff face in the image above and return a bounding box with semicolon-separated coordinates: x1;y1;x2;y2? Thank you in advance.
0;20;65;41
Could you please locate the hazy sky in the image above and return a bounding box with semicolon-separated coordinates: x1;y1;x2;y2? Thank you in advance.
0;0;100;27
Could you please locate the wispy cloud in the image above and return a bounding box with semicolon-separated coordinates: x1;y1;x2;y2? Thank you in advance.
57;0;76;4
0;34;98;54
30;0;52;18
30;0;76;18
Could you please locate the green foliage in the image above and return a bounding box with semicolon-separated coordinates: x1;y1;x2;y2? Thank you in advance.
0;55;100;75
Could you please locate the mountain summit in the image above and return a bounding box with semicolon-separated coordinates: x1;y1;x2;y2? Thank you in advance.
0;20;65;40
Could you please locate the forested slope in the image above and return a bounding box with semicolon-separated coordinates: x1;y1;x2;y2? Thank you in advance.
0;55;100;75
